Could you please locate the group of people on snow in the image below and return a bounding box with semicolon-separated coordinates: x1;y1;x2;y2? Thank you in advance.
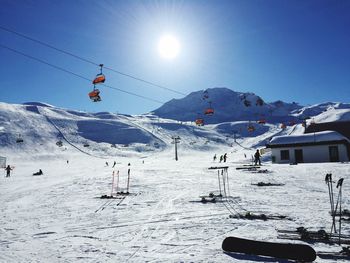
213;153;228;163
213;149;261;166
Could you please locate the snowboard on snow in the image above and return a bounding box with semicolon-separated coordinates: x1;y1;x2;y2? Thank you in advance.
222;236;316;262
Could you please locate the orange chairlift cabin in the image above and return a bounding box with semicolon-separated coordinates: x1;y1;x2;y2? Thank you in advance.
204;101;214;115
92;64;106;85
89;85;101;102
247;124;255;132
247;120;255;132
195;117;204;126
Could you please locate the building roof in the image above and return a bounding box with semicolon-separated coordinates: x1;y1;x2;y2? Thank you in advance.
267;130;350;148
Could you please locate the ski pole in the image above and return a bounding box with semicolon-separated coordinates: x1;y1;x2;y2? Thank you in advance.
116;170;120;195
111;171;115;197
126;168;131;194
217;170;222;197
221;169;227;198
337;178;344;245
225;168;230;197
326;174;337;234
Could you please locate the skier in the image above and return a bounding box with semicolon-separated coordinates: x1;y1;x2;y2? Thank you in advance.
219;155;224;163
213;154;217;162
5;165;12;177
112;161;116;168
105;162;109;167
254;150;261;166
33;169;43;176
223;153;227;163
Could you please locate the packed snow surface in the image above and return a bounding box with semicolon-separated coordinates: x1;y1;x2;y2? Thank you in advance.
1;99;350;262
1;143;350;262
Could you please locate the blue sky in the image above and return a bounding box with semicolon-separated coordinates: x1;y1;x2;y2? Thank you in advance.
1;0;349;114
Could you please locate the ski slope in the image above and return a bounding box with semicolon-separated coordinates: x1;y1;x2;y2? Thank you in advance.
1;101;350;262
1;145;350;262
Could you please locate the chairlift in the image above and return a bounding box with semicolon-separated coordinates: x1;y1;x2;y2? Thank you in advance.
204;101;214;115
92;64;105;85
202;90;209;100
195;118;204;126
16;134;24;143
88;85;101;102
247;125;255;132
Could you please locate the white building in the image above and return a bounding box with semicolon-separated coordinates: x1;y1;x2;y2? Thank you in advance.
267;131;350;164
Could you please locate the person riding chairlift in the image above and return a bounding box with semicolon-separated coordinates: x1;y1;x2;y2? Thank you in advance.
89;86;101;102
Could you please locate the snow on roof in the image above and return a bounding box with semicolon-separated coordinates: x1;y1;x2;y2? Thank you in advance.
268;130;350;146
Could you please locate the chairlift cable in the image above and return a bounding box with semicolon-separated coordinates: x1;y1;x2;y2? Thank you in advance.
0;25;186;96
0;42;212;126
0;43;166;105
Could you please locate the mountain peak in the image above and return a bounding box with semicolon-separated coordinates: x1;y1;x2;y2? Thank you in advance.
153;88;301;124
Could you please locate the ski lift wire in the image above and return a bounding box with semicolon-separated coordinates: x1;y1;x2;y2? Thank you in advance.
0;43;166;105
0;25;186;96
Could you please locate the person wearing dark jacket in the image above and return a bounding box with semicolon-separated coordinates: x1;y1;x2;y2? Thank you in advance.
33;169;43;176
254;150;261;166
5;165;12;177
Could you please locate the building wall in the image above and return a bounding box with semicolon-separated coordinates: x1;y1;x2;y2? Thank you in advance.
271;144;349;164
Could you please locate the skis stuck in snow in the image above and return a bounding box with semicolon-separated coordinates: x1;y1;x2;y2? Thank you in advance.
277;227;350;245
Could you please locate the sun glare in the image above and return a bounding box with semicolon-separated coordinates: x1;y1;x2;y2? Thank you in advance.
157;34;180;59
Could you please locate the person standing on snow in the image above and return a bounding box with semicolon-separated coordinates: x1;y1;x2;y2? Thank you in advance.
213;154;217;162
5;165;12;177
254;150;261;166
223;153;227;163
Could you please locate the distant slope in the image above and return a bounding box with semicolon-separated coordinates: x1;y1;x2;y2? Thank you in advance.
0;102;166;155
152;87;302;124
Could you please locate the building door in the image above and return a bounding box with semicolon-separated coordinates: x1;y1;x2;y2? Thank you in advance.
329;146;339;162
295;149;303;163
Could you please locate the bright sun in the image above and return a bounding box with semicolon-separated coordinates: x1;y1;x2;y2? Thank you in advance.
157;34;180;59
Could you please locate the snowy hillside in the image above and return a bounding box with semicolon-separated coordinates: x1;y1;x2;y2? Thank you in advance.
0;101;294;157
153;87;302;124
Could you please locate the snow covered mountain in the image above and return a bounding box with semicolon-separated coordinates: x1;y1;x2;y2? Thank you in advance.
152;87;302;124
1;88;349;156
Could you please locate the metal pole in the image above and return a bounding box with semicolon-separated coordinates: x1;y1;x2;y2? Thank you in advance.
111;171;115;196
175;139;178;161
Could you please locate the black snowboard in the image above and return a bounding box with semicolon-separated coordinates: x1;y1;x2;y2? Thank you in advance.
222;236;316;262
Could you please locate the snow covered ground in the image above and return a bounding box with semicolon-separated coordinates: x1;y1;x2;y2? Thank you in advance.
1;144;350;262
1;100;350;262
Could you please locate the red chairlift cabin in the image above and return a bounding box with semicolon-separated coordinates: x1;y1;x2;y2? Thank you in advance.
195;118;204;126
204;102;214;115
247;125;255;132
89;86;101;102
92;64;106;85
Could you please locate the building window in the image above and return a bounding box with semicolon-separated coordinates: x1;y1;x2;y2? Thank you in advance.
280;150;290;160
